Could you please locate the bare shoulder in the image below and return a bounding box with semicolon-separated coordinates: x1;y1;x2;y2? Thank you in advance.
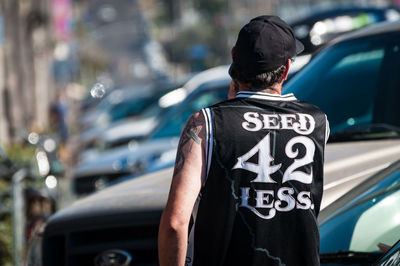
180;111;206;146
186;111;206;131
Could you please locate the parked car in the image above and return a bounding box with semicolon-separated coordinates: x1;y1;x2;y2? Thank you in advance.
78;85;182;161
283;20;400;205
78;68;224;160
36;159;400;266
289;5;400;55
79;84;153;131
319;159;400;265
286;5;400;78
99;86;188;149
72;66;231;196
78;82;176;151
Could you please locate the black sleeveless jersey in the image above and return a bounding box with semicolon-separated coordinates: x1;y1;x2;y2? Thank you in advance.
186;91;329;266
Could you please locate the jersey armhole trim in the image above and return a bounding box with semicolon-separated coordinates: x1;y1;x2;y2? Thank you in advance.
325;114;330;147
201;108;213;186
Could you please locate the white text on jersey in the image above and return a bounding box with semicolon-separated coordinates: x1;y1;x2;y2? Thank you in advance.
242;112;315;135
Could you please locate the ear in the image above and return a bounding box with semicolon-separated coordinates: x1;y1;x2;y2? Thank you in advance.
228;80;238;99
283;59;291;80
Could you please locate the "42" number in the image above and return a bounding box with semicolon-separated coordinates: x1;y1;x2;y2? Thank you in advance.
232;133;315;184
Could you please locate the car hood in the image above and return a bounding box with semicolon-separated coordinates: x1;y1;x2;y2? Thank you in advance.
55;139;400;224
322;139;400;208
47;167;174;229
74;137;180;178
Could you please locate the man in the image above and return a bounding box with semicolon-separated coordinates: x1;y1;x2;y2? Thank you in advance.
159;15;329;266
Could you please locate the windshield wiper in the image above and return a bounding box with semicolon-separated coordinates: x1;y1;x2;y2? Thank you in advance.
320;250;382;264
329;123;400;142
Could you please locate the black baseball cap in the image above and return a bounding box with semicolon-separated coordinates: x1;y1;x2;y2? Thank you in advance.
229;15;304;78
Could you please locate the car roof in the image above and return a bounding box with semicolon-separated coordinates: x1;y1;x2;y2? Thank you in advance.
326;19;400;46
289;5;392;25
101;85;153;106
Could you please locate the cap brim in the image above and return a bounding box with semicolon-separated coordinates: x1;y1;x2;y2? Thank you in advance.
295;39;304;55
228;63;235;78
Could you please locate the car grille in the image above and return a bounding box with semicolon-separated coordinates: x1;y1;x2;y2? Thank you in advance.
43;221;160;266
73;172;129;196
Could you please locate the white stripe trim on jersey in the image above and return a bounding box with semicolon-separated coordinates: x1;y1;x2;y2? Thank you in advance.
201;108;209;182
325;114;330;147
236;91;297;101
202;108;213;183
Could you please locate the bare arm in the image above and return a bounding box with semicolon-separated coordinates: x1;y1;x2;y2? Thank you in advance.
158;112;207;266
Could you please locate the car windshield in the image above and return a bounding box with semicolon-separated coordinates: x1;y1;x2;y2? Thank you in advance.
138;86;188;120
106;83;184;123
319;162;400;259
107;95;156;122
148;84;229;140
95;87;145;111
284;31;400;141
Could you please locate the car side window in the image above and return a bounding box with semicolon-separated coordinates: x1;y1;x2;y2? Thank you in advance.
284;34;400;134
189;87;228;112
150;86;229;139
316;48;383;132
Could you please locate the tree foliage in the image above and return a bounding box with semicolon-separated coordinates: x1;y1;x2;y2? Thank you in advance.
197;0;226;16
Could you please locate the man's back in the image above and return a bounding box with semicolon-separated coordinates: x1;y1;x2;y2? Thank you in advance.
158;15;329;266
191;91;329;266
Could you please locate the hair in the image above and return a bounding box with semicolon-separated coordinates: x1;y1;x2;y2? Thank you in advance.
229;64;287;91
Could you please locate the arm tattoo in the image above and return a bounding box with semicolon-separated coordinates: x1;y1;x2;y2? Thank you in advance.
174;116;202;176
189;130;200;144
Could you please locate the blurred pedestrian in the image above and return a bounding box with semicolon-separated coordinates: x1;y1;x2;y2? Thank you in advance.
159;15;329;266
49;91;72;166
49;92;68;143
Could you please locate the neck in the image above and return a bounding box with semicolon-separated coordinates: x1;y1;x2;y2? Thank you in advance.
239;83;282;95
261;84;282;95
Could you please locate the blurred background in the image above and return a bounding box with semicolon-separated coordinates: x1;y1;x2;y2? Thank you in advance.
2;0;400;147
1;0;400;265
